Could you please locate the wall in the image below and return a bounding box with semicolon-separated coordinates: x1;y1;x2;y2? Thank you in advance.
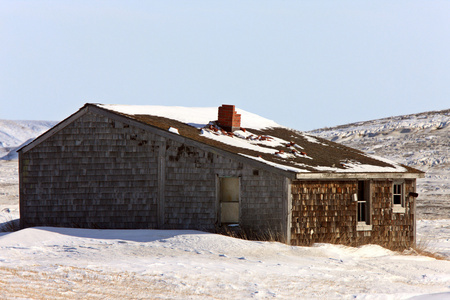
147;124;287;233
20;110;287;234
20;112;159;229
290;179;416;249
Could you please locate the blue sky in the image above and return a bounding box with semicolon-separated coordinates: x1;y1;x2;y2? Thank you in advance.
1;1;449;130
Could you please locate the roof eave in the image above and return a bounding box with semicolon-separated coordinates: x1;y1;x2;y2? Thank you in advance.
295;172;425;180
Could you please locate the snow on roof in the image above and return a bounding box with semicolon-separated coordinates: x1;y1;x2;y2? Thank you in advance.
98;104;280;130
313;160;407;173
239;153;311;173
95;104;420;175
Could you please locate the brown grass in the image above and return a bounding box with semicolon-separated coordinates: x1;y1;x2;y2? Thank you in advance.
405;240;447;260
214;225;286;243
216;227;448;260
0;213;20;232
0;265;217;300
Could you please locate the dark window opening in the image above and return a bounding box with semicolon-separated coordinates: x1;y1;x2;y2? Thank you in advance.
357;181;371;225
393;183;403;206
357;201;366;222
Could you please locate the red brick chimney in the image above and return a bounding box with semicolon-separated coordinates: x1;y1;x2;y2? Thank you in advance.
217;104;241;132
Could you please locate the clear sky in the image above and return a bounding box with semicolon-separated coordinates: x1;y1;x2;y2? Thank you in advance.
1;1;449;131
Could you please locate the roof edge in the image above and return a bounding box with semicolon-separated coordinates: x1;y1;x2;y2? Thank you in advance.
18;104;91;154
295;172;425;180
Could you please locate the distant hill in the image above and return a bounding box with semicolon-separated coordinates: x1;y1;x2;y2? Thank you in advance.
0;120;57;160
309;109;450;219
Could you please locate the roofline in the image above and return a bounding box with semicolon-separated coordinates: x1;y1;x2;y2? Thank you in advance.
295;172;425;180
18;104;90;154
19;103;297;179
18;103;425;181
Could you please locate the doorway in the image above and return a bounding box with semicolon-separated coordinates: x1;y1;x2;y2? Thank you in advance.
219;177;240;224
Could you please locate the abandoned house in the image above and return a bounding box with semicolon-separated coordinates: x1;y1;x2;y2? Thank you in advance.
19;103;424;249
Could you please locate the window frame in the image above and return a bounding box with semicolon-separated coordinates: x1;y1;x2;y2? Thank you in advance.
218;176;241;225
356;180;372;231
392;181;406;213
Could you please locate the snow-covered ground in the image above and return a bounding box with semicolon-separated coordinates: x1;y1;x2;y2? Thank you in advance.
1;113;449;299
0;160;19;215
0;226;449;299
0;120;56;215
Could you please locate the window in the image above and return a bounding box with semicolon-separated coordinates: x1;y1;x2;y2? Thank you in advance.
356;181;372;231
392;182;405;213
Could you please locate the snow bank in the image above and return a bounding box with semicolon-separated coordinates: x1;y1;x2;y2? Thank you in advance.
1;226;449;299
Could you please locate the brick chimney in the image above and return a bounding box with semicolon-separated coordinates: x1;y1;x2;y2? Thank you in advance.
217;104;241;132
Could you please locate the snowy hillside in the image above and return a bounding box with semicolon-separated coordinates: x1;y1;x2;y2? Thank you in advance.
309;109;450;219
0;120;56;214
0;119;57;160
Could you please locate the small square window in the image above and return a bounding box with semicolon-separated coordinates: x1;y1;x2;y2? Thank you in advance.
392;182;406;213
393;184;402;205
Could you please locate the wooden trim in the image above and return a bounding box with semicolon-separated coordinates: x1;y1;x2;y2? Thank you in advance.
215;175;220;226
356;223;373;231
392;206;406;214
18;151;24;229
295;172;424;180
157;136;166;229
284;178;292;244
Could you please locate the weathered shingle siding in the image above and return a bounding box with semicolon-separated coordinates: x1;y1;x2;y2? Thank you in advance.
290;179;415;249
162;140;218;230
371;179;415;247
240;174;286;233
20;111;287;233
21;112;159;229
150;128;286;232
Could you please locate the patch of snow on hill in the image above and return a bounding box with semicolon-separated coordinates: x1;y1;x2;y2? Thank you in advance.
0;120;57;160
309;109;450;219
309;109;449;172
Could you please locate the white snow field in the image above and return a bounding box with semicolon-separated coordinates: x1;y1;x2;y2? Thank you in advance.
0;226;449;300
1;111;450;299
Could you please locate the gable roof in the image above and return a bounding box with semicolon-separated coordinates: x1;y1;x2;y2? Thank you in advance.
20;103;424;179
